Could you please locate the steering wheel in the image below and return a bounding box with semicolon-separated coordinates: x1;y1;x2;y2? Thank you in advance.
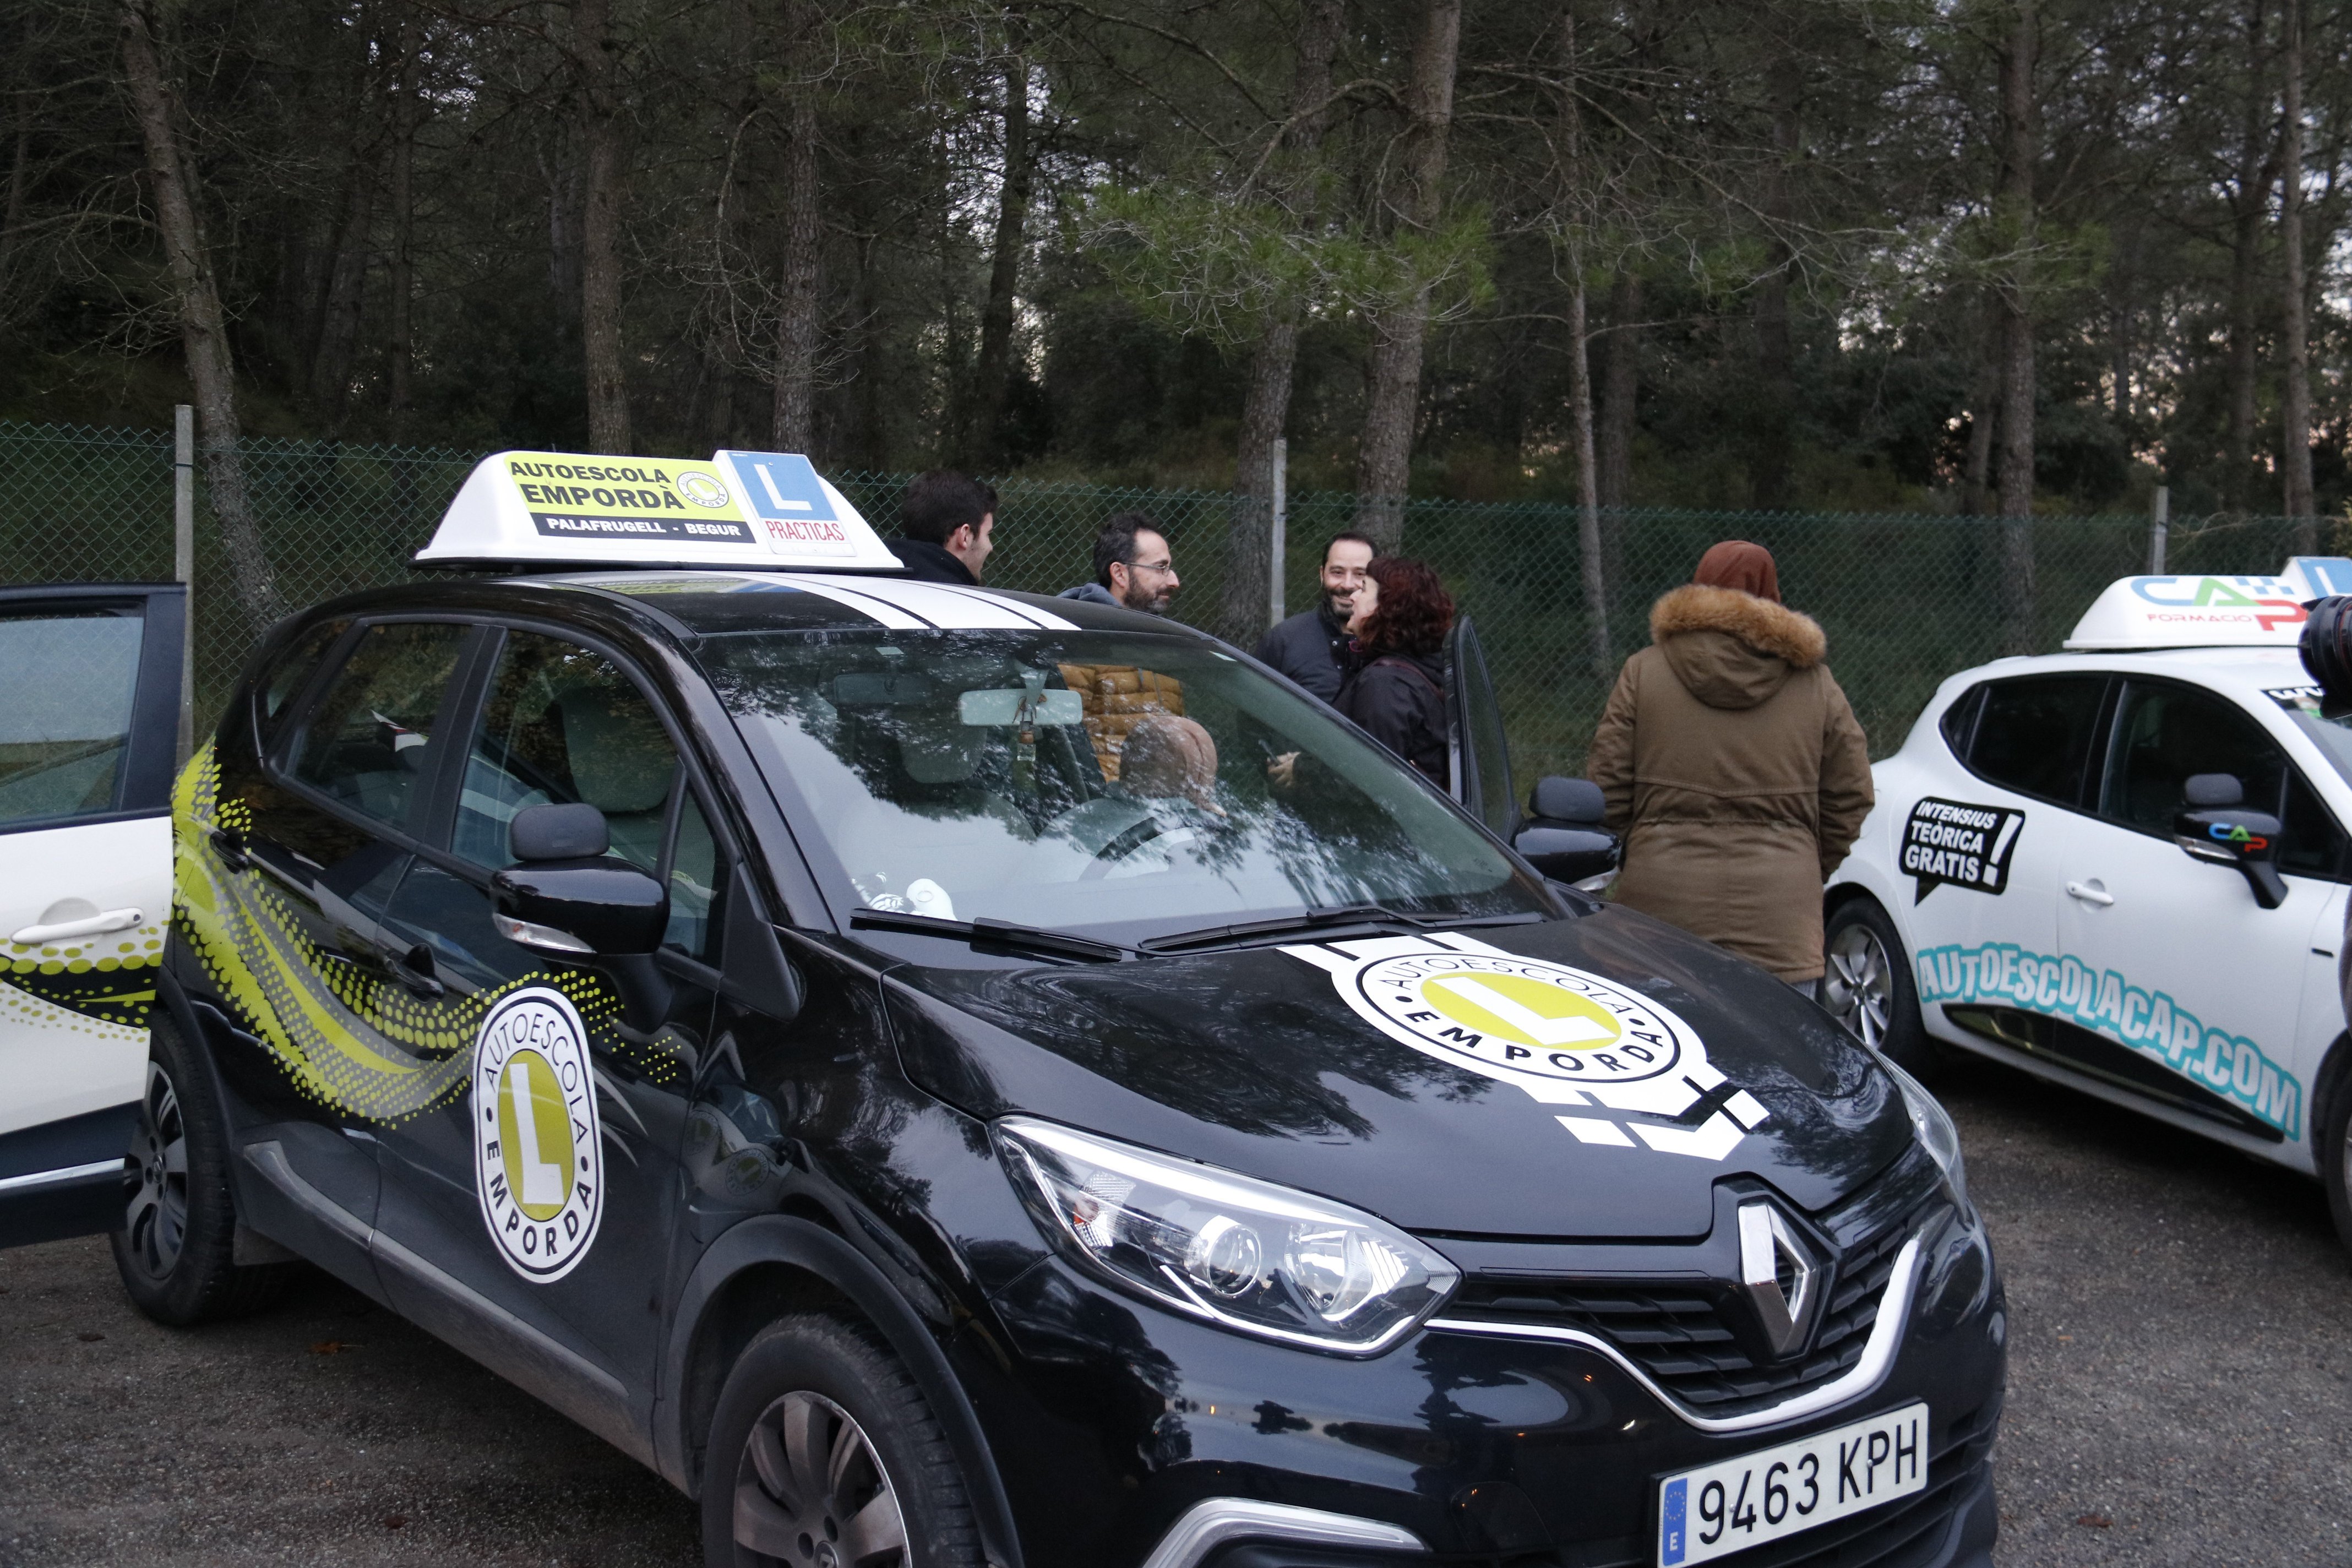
1081;814;1174;879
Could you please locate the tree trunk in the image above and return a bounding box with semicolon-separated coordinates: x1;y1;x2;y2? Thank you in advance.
1995;0;2038;656
1;11;33;304
1352;0;1461;550
575;0;630;454
1569;263;1608;677
970;24;1030;467
1597;269;1641;511
118;0;281;625
308;154;375;423
1223;0;1344;643
387;11;417;439
771;0;821;452
1960;313;1999;517
1752;61;1801;511
2280;0;2313;538
2224;0;2272;515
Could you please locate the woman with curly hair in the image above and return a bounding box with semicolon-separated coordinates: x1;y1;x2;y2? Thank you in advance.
1335;556;1455;787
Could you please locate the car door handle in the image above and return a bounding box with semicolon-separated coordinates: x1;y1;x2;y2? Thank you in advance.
389;944;446;1000
210;828;252;873
11;907;144;944
2065;880;2115;906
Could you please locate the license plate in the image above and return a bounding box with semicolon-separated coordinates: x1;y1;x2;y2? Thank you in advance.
1657;1402;1927;1565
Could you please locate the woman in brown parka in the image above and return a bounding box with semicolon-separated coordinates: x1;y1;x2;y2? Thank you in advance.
1587;541;1874;993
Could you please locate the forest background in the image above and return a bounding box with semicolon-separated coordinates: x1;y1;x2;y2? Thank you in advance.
5;0;2350;560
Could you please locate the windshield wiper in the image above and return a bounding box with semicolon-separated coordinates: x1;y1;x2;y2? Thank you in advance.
1136;904;1544;956
848;908;1136;963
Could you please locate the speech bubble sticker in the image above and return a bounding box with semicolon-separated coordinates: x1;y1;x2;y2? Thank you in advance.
1901;796;2026;903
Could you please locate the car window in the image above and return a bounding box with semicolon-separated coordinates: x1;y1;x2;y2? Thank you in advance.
454;631;680;873
665;790;722;961
287;622;469;829
0;606;145;827
1962;675;2108;806
700;629;1548;939
2099;680;2346;878
257;618;350;744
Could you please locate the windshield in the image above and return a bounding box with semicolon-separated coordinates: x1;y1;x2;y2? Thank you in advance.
699;629;1549;940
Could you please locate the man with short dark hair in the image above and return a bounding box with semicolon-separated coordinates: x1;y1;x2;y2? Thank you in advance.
1059;513;1181;616
1253;531;1377;700
891;471;997;584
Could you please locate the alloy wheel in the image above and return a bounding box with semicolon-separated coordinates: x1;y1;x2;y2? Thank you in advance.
123;1060;189;1278
1822;922;1893;1049
732;1390;908;1568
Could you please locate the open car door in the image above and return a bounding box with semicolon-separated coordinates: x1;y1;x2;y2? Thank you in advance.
0;584;184;1248
1444;615;1518;839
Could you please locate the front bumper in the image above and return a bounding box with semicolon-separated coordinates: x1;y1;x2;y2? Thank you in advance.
961;1190;2005;1568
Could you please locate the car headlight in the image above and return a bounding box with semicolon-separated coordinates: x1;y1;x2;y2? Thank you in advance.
993;1117;1460;1354
1877;1055;1968;1205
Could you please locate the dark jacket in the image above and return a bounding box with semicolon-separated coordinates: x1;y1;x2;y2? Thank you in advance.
1253;601;1352;701
1587;585;1874;982
1058;583;1118;606
1337;649;1449;788
888;537;978;585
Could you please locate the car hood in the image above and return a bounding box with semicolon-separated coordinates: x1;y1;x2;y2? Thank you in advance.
882;906;1912;1239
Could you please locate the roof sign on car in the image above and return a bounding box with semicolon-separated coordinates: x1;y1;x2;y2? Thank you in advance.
2063;556;2352;649
413;449;897;571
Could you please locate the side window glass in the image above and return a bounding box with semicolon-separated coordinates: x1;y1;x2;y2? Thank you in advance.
2101;682;2288;836
664;791;723;961
1939;685;1983;758
1965;676;2107;806
0;607;145;827
258;619;350;744
2280;769;2346;881
288;622;470;829
456;632;679;871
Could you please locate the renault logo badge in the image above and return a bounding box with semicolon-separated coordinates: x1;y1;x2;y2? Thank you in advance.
1738;1201;1817;1359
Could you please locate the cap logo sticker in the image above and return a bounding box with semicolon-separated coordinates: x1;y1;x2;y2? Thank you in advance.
1284;933;1770;1160
473;987;603;1282
1901;797;2025;902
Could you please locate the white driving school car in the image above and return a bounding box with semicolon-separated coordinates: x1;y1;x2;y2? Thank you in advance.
1823;558;2352;1248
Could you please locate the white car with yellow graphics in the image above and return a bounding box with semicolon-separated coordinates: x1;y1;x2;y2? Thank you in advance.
1825;558;2352;1248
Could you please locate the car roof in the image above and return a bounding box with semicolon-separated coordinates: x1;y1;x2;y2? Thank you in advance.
297;569;1190;644
1950;645;2312;704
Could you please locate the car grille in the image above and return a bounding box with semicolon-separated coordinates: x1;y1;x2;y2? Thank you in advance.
1444;1205;1915;1418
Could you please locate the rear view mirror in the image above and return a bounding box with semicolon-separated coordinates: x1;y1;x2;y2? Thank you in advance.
1528;776;1605;826
959;688;1083;727
2173;790;2286;910
491;856;669;957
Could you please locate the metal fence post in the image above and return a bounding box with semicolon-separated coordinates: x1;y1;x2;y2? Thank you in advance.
174;405;195;764
1268;437;1287;625
2147;486;2169;575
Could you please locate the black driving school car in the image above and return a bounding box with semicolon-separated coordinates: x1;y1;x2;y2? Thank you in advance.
1;451;2001;1568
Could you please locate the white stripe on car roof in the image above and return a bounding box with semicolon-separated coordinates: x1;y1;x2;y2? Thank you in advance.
797;574;1077;631
776;576;932;629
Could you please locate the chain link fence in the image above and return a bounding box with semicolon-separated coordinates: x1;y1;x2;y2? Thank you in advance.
4;417;2334;787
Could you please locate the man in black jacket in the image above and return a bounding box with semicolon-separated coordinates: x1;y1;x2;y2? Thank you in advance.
889;471;997;584
1252;531;1376;700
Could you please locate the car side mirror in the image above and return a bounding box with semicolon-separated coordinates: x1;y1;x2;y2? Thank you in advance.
493;803;668;957
1528;776;1605;826
2173;798;2287;910
1513;824;1621;891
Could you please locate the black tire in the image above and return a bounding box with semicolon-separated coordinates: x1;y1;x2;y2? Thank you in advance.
1821;896;1939;1079
2320;1050;2352;1256
703;1315;982;1568
108;1015;292;1325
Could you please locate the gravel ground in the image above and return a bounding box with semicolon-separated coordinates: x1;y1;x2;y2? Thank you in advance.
2;1057;2348;1567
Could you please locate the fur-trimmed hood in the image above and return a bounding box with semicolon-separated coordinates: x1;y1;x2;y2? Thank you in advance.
1649;584;1827;710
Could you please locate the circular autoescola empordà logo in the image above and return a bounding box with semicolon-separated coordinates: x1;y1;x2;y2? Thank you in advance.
472;987;603;1282
677;469;731;508
1364;949;1688;1085
1286;933;1771;1161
